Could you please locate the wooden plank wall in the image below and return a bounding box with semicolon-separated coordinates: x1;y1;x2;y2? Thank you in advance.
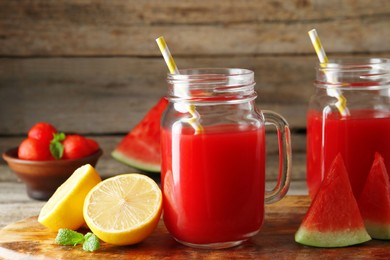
1;0;390;182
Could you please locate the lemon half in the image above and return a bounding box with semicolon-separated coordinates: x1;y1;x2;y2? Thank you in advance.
38;164;102;231
83;173;162;246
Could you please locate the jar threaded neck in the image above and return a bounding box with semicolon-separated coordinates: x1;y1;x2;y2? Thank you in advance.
167;68;257;104
315;58;390;89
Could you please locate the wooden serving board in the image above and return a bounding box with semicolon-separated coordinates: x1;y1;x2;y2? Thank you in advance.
0;196;389;259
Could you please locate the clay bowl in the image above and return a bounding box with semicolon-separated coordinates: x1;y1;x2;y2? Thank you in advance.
2;147;103;201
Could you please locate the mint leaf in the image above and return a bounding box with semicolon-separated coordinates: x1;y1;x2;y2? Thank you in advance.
50;132;65;159
55;228;84;246
55;228;100;252
82;232;100;252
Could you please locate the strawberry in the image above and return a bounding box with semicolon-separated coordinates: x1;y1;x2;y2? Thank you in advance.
28;122;57;145
62;135;99;160
18;138;55;161
86;138;99;153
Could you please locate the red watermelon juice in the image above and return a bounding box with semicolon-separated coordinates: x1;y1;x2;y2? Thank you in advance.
161;124;265;245
307;109;390;199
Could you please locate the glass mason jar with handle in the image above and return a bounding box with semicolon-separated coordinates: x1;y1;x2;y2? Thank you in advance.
161;68;292;249
307;58;390;200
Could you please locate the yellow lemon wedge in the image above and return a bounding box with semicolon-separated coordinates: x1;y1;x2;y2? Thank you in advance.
83;173;162;246
38;164;102;231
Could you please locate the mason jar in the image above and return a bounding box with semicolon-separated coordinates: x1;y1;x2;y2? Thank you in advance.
160;68;292;249
307;58;390;199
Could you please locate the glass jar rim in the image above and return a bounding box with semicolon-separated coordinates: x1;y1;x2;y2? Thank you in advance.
316;58;390;71
167;68;254;84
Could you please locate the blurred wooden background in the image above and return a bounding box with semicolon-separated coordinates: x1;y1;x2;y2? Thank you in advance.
1;0;390;184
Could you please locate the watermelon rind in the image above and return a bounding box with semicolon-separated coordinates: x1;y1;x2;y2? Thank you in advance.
364;220;390;240
111;150;160;173
295;227;371;248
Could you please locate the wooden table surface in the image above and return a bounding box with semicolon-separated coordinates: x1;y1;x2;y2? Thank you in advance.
2;195;390;259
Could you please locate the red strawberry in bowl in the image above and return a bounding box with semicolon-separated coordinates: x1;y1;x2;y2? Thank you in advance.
18;138;55;161
28;122;57;145
62;135;100;160
15;122;100;161
86;138;99;153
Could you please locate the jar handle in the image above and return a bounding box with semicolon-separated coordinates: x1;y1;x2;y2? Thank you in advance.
263;110;292;204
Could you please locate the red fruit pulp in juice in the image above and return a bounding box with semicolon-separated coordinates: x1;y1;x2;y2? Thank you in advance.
161;124;265;244
307;109;390;199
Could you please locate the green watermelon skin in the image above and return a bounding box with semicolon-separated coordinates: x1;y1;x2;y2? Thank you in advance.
295;228;371;248
358;153;390;240
295;154;371;247
112;97;168;172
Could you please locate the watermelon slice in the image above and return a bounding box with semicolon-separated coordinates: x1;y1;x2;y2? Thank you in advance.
358;153;390;240
295;154;371;247
111;97;168;172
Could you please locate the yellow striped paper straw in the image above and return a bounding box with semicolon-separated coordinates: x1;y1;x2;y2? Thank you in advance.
308;29;349;116
155;36;203;133
156;36;180;75
308;29;329;64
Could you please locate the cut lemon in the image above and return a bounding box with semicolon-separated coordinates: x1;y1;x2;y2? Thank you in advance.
38;164;102;231
83;173;162;246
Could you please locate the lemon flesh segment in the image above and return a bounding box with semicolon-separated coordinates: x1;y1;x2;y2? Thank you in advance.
83;173;162;246
38;164;102;231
